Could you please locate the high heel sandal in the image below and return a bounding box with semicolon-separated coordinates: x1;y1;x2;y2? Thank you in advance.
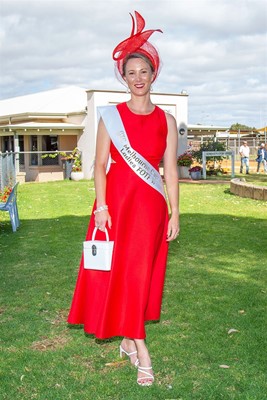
119;345;139;367
137;365;154;386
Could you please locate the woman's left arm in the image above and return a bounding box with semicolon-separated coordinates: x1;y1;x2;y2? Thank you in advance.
163;112;179;242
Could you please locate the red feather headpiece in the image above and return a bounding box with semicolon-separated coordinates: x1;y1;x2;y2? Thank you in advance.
112;11;163;82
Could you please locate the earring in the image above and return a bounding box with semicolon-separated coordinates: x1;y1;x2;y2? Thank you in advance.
126;87;130;93
150;85;153;92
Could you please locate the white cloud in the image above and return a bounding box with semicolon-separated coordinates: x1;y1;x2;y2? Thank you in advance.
0;0;266;127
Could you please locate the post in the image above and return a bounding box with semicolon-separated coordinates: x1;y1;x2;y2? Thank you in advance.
14;133;20;177
231;152;235;178
202;151;235;180
202;152;207;179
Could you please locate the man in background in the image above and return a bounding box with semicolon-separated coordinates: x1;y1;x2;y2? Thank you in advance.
239;141;250;174
256;143;267;174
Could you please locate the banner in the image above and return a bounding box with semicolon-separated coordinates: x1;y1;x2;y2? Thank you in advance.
98;105;166;200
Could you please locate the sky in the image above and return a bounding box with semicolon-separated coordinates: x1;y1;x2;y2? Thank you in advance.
0;0;266;128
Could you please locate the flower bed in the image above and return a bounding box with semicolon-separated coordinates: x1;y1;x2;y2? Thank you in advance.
0;186;12;203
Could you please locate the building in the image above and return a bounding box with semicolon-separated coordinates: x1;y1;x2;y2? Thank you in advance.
0;86;188;182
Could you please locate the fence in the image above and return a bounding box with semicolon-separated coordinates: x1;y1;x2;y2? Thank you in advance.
0;140;263;188
0;151;74;189
224;137;259;158
190;137;260;159
0;152;16;190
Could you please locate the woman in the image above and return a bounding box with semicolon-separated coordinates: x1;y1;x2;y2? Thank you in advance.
68;11;179;386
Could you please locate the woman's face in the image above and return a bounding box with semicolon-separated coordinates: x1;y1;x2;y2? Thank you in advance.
123;57;155;96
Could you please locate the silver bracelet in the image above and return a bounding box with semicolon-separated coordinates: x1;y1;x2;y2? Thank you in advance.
93;205;108;215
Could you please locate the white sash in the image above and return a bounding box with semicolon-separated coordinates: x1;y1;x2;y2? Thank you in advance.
98;105;166;200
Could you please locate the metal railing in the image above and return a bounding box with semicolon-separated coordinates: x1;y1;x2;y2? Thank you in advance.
0;150;74;189
189;137;260;159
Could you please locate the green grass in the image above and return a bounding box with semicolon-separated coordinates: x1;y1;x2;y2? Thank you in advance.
205;172;267;186
236;172;267;186
0;180;267;400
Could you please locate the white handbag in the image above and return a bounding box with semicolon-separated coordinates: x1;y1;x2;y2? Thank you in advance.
83;227;114;271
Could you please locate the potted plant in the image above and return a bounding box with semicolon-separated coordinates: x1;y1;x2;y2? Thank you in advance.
177;152;193;179
189;165;202;180
69;148;84;181
42;147;84;180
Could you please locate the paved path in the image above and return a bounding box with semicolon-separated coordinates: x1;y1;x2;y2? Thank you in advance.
179;178;231;184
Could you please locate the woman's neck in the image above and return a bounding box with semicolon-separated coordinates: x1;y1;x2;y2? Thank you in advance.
127;95;155;115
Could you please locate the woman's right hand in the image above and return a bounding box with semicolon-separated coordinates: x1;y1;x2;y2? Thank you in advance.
95;210;112;231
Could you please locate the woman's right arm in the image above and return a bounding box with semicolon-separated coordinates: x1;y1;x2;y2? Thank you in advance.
94;118;112;229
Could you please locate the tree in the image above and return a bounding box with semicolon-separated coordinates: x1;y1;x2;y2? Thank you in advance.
230;123;257;131
192;139;227;164
191;139;228;175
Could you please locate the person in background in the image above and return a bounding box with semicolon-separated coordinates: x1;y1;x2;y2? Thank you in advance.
256;143;267;174
239;141;250;174
187;141;193;152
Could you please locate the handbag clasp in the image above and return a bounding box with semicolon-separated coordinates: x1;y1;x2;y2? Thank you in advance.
92;245;97;256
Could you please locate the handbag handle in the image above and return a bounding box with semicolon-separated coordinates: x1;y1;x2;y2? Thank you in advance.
92;227;110;242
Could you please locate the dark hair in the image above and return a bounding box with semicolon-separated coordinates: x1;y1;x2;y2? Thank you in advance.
122;52;155;76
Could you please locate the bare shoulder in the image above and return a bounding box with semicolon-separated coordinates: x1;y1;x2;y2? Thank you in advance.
164;111;176;122
164;111;178;133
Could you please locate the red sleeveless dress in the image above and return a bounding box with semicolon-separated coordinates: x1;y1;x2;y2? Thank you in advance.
67;102;169;339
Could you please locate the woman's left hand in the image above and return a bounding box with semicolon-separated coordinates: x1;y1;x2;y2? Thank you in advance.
166;214;180;242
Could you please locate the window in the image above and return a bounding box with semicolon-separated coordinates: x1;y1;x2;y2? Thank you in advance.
30;135;38;165
19;135;25;165
42;135;59;165
30;135;59;166
2;136;14;152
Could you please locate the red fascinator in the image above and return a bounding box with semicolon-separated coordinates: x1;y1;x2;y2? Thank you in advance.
112;11;163;83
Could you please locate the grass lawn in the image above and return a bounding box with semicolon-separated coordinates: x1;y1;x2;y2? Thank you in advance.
0;180;267;400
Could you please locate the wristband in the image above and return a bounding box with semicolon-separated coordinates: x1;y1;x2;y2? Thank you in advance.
94;205;108;215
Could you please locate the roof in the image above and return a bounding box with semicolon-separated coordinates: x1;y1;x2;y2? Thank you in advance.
257;126;267;133
1;122;84;130
0;121;84;136
188;124;228;131
0;86;87;117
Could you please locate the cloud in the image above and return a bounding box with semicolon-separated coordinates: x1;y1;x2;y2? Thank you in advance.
0;0;266;128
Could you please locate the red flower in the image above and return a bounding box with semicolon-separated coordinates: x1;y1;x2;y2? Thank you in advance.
177;152;193;166
0;186;13;203
189;166;202;173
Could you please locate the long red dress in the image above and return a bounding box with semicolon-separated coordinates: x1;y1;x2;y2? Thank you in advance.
67;102;169;339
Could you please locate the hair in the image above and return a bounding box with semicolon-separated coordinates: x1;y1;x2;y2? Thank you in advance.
122;52;155;76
